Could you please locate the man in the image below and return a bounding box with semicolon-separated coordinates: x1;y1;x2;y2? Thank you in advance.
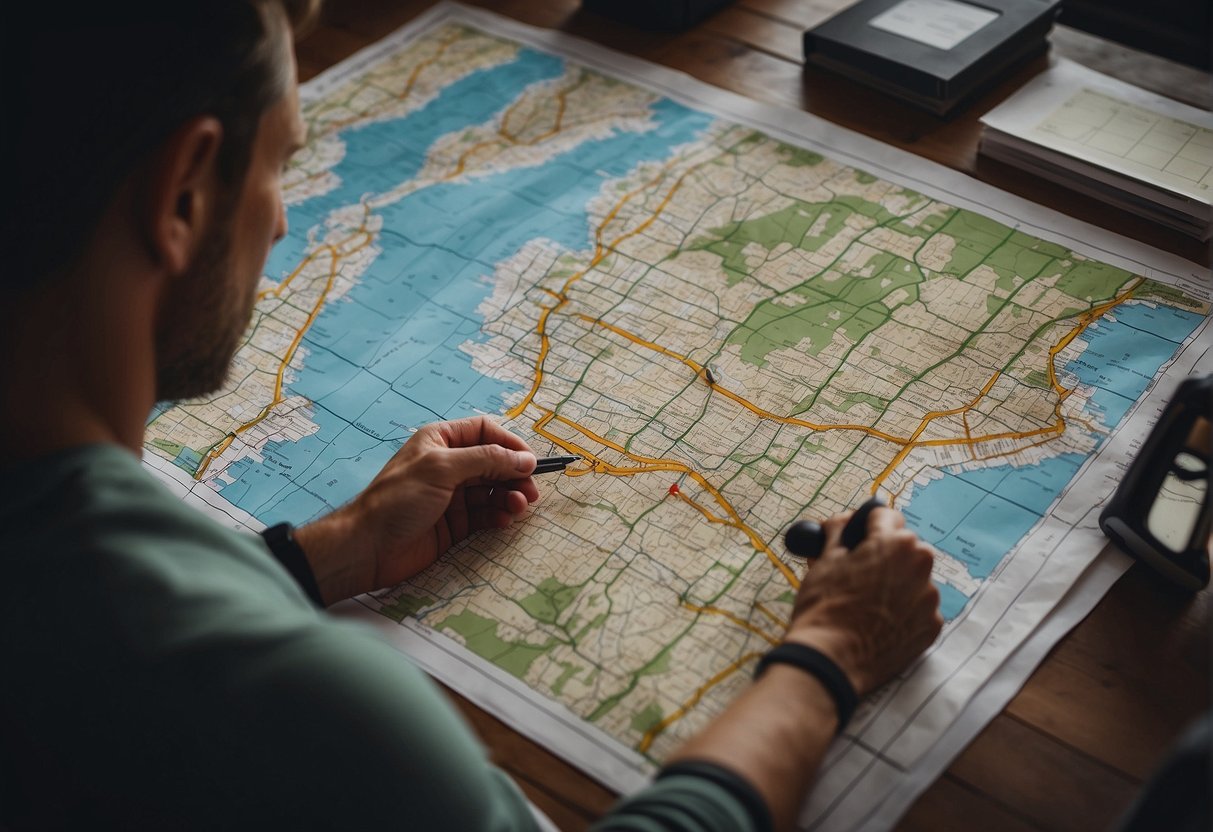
0;2;943;830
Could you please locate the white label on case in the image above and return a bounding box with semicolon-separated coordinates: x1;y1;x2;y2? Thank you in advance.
868;0;1000;50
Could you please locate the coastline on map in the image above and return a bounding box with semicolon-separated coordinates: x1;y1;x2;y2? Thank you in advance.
195;46;713;521
901;300;1205;619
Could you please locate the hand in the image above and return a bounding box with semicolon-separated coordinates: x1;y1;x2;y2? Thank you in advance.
666;509;940;831
295;416;539;604
783;507;943;695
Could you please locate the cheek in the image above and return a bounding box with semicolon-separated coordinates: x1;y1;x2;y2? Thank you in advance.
240;185;285;268
258;182;284;241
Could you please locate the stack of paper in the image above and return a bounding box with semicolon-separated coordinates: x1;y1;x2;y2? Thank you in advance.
980;60;1213;240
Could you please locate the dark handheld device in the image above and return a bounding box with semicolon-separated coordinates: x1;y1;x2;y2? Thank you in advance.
1099;375;1212;591
785;497;885;559
581;0;731;31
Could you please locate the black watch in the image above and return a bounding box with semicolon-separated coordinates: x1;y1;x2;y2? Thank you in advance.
754;643;858;734
260;522;326;608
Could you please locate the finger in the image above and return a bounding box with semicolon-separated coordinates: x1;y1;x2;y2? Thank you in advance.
820;510;854;553
866;506;906;536
913;582;942;618
442;490;471;544
437;444;537;486
433;416;490;450
921;584;941;620
502;489;530;515
465;484;534;514
479;422;535;455
511;476;540;504
441;415;535;455
909;542;936;580
465;477;540;504
464;484;498;508
468;506;517;531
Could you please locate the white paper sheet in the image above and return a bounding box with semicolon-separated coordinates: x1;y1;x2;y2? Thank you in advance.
981;59;1213;204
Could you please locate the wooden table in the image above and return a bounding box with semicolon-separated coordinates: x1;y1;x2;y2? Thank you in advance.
297;2;1212;829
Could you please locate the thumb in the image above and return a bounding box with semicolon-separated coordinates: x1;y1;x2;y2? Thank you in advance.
440;444;536;485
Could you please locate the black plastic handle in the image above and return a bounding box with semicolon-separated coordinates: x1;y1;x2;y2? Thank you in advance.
784;497;885;559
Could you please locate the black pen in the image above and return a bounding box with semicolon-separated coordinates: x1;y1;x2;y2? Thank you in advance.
532;455;583;475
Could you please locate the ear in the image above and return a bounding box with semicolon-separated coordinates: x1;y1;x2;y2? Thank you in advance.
144;116;224;276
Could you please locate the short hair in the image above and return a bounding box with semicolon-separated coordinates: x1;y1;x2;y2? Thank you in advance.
2;1;321;294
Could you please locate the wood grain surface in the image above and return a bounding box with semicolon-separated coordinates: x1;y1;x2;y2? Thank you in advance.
294;2;1212;829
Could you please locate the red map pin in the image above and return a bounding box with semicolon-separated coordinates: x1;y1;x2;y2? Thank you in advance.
668;483;680;496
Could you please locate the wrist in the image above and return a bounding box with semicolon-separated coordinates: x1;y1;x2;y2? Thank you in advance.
759;662;841;730
755;643;857;735
294;505;375;605
782;626;866;694
260;522;325;607
669;663;837;830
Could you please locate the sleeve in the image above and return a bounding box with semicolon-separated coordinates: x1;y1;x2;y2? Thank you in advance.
213;622;773;832
184;619;543;832
7;554;543;830
590;762;772;832
9;461;539;832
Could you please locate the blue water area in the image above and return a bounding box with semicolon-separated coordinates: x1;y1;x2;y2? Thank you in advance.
902;465;1046;580
937;582;968;621
1065;302;1203;428
173;447;203;472
216;48;713;524
903;300;1204;619
264;49;567;282
953;453;1086;515
904;456;1082;621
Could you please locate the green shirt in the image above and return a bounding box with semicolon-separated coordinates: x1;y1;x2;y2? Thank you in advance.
1;444;757;830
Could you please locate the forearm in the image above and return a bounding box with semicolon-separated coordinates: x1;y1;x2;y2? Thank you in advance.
665;663;839;832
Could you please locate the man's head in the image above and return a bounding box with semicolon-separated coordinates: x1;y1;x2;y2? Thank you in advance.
4;1;316;399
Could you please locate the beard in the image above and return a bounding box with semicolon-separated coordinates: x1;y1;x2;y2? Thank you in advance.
153;218;255;402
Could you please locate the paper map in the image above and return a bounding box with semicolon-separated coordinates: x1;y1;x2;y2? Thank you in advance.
144;5;1211;829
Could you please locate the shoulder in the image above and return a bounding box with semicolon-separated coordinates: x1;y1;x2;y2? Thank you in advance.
0;449;529;828
1;443;311;655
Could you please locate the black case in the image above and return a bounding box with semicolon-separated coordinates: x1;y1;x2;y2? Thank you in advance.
582;0;734;31
804;0;1062;114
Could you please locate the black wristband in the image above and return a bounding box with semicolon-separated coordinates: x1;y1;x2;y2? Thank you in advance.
754;643;858;735
260;522;326;608
657;760;774;832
